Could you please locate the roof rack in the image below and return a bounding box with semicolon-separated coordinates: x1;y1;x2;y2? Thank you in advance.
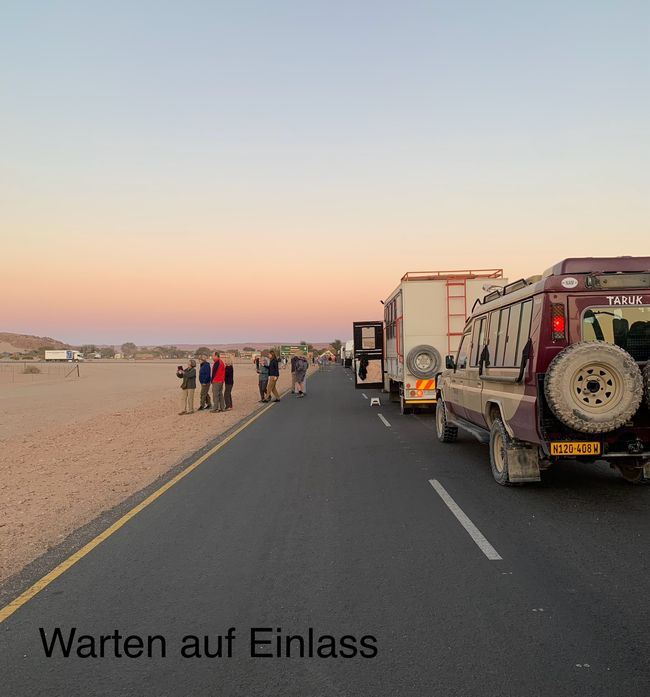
471;277;532;312
401;269;503;282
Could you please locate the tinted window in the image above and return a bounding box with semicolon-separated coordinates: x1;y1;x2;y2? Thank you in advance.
517;300;533;356
456;333;470;370
487;311;499;365
495;308;510;366
582;305;650;362
471;318;486;367
503;304;522;367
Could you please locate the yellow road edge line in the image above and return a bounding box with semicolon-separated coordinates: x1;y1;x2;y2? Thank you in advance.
0;394;287;624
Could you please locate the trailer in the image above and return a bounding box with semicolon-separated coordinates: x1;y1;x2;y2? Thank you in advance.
44;350;83;362
383;270;508;414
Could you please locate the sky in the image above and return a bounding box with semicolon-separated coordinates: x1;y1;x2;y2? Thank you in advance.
1;1;648;345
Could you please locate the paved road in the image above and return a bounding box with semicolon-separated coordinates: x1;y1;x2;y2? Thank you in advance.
1;366;649;696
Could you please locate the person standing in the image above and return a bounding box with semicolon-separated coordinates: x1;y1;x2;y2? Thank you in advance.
257;354;270;402
290;353;299;393
294;354;308;398
224;356;234;410
177;359;197;414
265;350;281;402
210;351;226;412
198;355;212;410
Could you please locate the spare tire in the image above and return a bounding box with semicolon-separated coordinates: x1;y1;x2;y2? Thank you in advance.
406;344;441;379
544;341;643;434
644;361;650;410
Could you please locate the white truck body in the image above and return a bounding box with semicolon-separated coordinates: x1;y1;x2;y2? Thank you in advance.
45;350;82;361
383;270;507;412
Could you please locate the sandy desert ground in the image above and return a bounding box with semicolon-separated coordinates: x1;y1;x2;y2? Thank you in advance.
0;359;314;582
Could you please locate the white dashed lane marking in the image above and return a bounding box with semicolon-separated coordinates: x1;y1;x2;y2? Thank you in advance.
428;479;502;561
377;414;391;428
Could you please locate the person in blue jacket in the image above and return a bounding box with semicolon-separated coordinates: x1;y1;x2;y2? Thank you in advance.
198;355;213;410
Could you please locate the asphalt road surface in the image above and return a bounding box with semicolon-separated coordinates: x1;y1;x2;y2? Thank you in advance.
1;366;649;696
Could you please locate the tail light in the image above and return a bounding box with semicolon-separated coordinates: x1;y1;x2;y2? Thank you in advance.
551;303;566;340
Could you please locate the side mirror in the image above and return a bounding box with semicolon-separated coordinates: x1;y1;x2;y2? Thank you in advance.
445;355;455;369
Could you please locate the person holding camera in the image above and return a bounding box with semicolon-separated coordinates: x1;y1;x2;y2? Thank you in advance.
177;359;197;415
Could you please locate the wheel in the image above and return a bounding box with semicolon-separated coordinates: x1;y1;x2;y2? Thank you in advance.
406;344;441;379
544;341;643;434
643;362;650;410
400;394;411;415
435;398;458;442
617;461;650;485
489;418;516;486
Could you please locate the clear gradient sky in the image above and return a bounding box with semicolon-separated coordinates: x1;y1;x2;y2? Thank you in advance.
1;1;648;345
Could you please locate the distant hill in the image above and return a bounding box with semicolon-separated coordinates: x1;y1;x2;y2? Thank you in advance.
0;332;70;354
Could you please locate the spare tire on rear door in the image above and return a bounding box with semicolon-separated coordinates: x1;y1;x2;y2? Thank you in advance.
406;344;441;379
544;341;643;434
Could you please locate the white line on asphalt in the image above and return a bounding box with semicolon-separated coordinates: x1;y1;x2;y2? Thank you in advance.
362;393;368;399
378;414;391;427
428;479;502;561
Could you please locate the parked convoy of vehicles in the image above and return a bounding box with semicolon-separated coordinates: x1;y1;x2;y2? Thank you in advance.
435;257;650;485
383;270;508;414
44;350;83;362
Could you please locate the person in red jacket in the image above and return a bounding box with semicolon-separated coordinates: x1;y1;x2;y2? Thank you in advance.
210;351;226;412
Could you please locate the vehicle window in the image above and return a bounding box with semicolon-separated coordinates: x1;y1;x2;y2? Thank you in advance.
503;304;522;367
495;308;510;367
516;300;533;356
456;333;470;370
470;317;486;367
487;310;499;365
583;305;650;362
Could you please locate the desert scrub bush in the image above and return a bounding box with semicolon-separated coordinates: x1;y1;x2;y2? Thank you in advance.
22;365;41;374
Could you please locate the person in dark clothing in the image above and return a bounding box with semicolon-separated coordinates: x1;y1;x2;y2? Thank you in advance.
197;355;212;410
177;359;197;415
224;356;234;410
257;355;270;402
265;350;281;401
290;354;299;393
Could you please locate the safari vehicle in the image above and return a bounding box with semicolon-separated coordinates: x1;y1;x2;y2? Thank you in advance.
383;270;507;414
435;257;650;485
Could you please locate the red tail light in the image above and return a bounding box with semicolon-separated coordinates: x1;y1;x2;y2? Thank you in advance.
551;303;566;340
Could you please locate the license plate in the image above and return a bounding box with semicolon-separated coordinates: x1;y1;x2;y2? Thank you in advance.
550;441;601;456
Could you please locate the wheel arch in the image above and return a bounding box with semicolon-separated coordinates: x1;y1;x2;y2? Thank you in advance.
484;400;515;438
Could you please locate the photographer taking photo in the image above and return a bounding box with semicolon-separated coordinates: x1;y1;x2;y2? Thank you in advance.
177;359;197;415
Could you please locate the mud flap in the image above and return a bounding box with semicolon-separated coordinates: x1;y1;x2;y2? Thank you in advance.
508;446;541;483
644;462;650;479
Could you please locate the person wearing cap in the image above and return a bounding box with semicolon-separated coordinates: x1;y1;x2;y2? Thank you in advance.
177;358;197;415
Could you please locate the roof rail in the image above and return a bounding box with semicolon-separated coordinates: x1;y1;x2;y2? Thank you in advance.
401;269;503;282
476;277;531;307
